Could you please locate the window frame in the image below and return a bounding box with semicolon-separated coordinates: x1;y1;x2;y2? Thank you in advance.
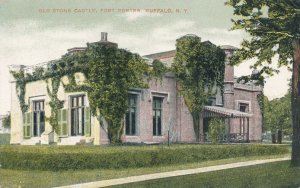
70;94;86;136
32;100;45;137
152;96;163;136
235;100;251;113
125;94;138;136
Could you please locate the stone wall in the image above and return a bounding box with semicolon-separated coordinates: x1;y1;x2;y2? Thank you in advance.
233;87;262;142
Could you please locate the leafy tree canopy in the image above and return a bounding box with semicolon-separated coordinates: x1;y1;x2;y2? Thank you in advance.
226;0;300;166
226;0;300;78
264;91;292;135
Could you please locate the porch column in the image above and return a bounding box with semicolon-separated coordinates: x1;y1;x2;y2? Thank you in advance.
227;117;231;143
239;118;242;134
247;117;250;142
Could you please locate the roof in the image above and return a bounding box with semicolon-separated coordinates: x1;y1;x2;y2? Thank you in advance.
220;45;239;50
90;40;118;47
203;106;252;118
144;44;237;60
67;47;87;54
143;50;176;60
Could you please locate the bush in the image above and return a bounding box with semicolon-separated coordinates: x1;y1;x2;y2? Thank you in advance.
0;144;289;171
0;134;10;145
208;118;225;144
2;114;10;128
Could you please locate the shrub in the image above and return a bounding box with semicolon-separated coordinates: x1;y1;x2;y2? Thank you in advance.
2;114;11;128
0;134;10;145
208;118;226;144
0;144;289;171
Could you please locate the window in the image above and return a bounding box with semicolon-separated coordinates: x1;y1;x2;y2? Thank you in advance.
153;97;163;136
126;94;137;135
71;95;85;136
239;103;249;134
206;97;216;106
239;103;249;112
33;100;45;137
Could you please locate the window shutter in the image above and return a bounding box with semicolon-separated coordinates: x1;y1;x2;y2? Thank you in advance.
23;112;32;138
61;109;68;136
57;109;68;137
84;107;91;137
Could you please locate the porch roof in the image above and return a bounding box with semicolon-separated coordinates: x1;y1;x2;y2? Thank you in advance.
203;106;253;118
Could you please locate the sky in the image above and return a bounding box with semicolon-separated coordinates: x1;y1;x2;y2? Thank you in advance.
0;0;291;115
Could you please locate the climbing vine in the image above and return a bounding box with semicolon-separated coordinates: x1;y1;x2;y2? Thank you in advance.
46;77;64;132
172;35;225;142
10;70;28;113
10;42;160;144
257;94;265;113
151;59;169;83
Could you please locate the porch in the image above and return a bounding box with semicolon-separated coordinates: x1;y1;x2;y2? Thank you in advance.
200;106;253;143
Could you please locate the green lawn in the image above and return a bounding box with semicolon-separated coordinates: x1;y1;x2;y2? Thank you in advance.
0;155;288;188
112;161;300;188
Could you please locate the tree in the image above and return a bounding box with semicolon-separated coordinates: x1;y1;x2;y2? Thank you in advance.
226;0;300;166
172;35;225;141
83;44;150;144
264;91;292;143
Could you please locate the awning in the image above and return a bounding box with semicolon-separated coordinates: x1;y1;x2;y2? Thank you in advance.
203;106;252;118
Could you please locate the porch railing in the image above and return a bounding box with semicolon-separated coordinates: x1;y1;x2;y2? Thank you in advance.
200;133;249;143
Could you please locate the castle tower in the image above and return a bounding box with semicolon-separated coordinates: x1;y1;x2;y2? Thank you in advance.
221;45;238;109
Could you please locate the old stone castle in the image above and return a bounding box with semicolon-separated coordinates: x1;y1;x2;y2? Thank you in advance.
9;33;263;145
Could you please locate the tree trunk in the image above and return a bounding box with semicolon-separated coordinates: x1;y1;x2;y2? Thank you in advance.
277;130;282;144
192;112;200;142
291;39;300;166
271;133;276;144
107;119;123;144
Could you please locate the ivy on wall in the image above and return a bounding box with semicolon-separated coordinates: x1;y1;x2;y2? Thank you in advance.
10;70;28;113
172;35;226;142
46;78;64;132
10;42;164;144
151;59;169;83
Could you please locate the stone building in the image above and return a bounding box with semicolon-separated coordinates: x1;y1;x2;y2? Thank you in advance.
9;33;262;145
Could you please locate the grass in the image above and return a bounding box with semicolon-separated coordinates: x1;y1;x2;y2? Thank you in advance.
0;154;289;188
112;160;300;188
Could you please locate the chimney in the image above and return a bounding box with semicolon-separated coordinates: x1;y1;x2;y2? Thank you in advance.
101;32;108;41
90;32;118;48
